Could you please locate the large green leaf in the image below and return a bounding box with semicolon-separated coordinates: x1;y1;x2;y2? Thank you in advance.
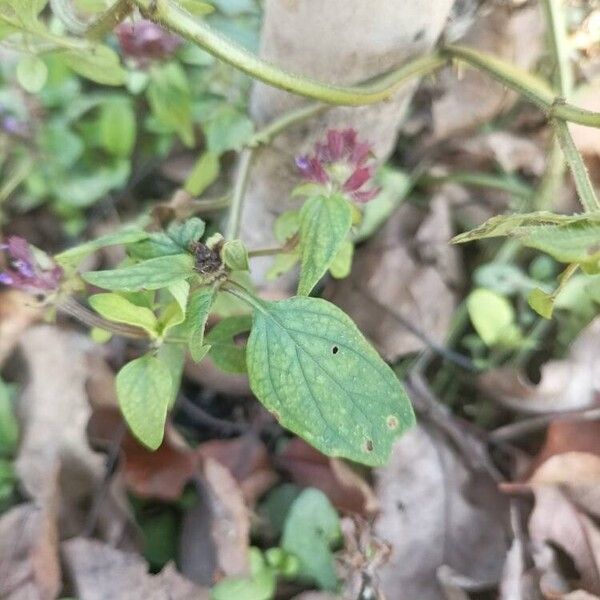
83;254;195;292
63;45;126;86
246;297;415;466
116;354;172;450
297;195;352;296
281;488;340;590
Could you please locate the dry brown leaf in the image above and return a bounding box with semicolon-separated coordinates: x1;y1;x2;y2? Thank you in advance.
432;5;544;140
329;201;458;361
458;131;546;176
198;435;277;506
375;425;509;600
121;427;199;502
0;465;60;600
179;458;250;585
16;325;132;543
0;290;42;367
62;538;209;600
479;318;600;414
530;486;600;596
277;438;378;516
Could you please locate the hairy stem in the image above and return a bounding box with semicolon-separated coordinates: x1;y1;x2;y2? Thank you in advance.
553;119;600;212
535;0;571;209
248;103;329;147
86;0;133;39
540;0;573;98
58;297;149;339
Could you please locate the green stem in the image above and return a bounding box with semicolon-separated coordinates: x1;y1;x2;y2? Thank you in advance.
443;45;600;128
420;171;533;200
131;0;446;105
86;0;133;39
552;119;600;212
226;147;254;240
535;0;571;210
540;0;573;98
248;103;328;147
248;246;286;258
222;281;266;313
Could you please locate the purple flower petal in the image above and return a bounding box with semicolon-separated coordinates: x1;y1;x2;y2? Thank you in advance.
343;166;372;192
0;272;14;285
7;236;33;264
351;187;380;203
327;130;345;161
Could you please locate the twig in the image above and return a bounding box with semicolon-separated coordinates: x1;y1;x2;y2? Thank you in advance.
177;394;249;434
354;286;479;372
490;406;600;443
83;422;127;537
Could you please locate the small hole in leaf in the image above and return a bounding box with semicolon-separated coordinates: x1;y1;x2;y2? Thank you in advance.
365;439;374;452
387;415;399;430
332;346;339;355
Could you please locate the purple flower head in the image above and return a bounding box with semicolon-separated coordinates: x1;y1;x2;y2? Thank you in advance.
116;20;182;66
0;236;63;295
296;129;379;203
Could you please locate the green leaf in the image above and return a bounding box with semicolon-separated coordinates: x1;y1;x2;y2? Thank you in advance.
83;254;195;292
55;228;149;267
205;106;254;154
116;354;173;450
467;288;520;347
329;240;353;279
452;211;600;243
157;343;186;408
167;217;205;249
246;296;415;465
89;293;159;336
184;151;219;196
282;488;340;590
99;99;136;158
206;315;252;373
147;63;194;146
297;195;352;296
0;379;18;458
63;45;126;86
522;223;600;270
179;0;214;15
128;233;185;260
16;54;48;93
222;239;249;272
211;548;276;600
528;288;555;319
185;287;216;361
159;280;190;335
